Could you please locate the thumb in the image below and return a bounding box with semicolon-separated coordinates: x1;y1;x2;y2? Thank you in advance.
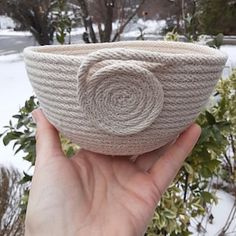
32;109;64;168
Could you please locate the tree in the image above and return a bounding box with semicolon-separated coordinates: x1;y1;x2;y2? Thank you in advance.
0;166;25;236
161;0;199;38
1;0;55;45
74;0;147;43
52;0;81;44
75;0;98;42
197;0;236;35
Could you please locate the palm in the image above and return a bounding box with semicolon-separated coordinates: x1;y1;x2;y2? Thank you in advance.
28;151;161;235
26;110;201;236
69;153;161;234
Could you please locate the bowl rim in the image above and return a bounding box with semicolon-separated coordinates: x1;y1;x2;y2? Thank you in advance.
23;40;228;65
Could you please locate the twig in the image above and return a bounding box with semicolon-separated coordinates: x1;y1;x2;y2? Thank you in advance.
183;172;189;202
224;153;233;175
112;0;147;42
217;199;236;235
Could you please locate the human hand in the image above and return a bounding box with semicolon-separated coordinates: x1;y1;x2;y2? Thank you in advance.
25;109;201;236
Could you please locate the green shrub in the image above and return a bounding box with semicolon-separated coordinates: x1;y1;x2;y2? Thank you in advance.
198;0;236;35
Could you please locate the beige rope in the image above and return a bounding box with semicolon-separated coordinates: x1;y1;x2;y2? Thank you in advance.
24;41;227;155
77;57;164;135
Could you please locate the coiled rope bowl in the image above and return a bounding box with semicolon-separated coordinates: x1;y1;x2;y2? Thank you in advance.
24;41;227;156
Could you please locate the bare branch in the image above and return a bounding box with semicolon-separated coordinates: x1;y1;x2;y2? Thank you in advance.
112;0;147;42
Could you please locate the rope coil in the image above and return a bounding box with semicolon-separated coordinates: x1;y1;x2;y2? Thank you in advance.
77;48;164;136
24;41;228;155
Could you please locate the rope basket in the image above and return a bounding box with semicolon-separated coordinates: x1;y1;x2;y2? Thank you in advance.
24;41;227;155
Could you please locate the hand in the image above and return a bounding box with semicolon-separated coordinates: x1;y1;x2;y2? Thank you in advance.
25;109;201;236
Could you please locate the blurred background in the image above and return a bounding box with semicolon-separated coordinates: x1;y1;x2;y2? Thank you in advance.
0;0;236;235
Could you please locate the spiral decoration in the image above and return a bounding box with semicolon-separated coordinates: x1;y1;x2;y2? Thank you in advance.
77;52;164;136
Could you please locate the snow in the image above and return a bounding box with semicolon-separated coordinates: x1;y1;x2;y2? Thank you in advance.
221;45;236;77
0;15;15;30
0;53;23;62
70;26;90;36
192;190;236;236
65;19;166;39
0;29;32;36
121;19;166;38
0;53;33;172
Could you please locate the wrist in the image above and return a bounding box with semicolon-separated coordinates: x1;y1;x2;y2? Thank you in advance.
25;224;140;236
75;226;139;236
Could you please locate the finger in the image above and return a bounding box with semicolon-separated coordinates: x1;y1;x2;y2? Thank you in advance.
134;141;173;171
32;109;64;168
149;123;201;195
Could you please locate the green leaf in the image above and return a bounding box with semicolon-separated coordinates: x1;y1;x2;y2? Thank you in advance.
201;167;212;178
153;211;160;220
16;121;24;129
198;126;211;144
207;159;221;172
192;203;205;212
201;191;217;204
205;111;216;125
3;132;23;145
13;114;23;119
66;146;75;157
19;172;32;184
163;209;176;219
158;214;167;228
14;145;23;155
183;162;194;175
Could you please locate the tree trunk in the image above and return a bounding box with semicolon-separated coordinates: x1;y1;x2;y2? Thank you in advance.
3;1;54;46
77;0;98;43
102;0;114;42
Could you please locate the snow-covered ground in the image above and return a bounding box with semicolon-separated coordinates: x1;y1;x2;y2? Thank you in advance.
0;29;32;36
192;190;236;236
0;15;15;30
120;19;166;38
221;45;236;76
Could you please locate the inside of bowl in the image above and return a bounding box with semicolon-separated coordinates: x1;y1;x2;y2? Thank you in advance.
32;41;218;58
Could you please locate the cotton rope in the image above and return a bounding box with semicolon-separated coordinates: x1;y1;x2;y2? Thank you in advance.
24;41;227;155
